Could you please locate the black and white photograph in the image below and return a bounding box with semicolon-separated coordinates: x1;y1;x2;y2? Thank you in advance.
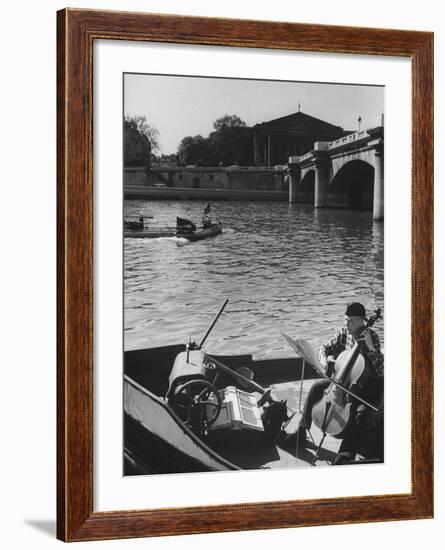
0;0;440;545
123;73;385;476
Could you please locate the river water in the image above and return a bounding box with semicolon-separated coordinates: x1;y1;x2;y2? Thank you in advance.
124;200;384;359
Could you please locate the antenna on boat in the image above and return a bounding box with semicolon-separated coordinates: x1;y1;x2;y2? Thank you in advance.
186;337;192;363
197;298;229;350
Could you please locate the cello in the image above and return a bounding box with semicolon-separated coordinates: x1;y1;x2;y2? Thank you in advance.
311;308;382;439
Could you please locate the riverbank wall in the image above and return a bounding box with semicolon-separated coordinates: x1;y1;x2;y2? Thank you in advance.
124;166;289;201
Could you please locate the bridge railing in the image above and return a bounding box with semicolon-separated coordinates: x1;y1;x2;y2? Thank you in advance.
328;130;368;150
288;128;375;166
296;151;313;163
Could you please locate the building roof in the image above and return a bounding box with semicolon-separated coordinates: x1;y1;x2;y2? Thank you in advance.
253;110;344;136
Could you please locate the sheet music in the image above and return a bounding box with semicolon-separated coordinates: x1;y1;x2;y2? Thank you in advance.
280;333;325;375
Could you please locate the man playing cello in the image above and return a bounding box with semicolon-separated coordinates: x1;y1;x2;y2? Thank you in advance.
281;302;384;464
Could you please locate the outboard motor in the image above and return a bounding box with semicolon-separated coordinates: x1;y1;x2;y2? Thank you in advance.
166;349;208;400
166;349;222;435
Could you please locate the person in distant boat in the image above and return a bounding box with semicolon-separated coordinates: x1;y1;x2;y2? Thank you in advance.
202;216;212;229
202;202;212;229
280;302;384;463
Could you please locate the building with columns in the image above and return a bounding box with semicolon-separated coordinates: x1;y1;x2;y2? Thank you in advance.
253;110;351;167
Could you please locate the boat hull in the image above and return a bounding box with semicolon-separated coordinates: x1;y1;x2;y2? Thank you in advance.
123;344;325;475
177;224;222;241
124;375;239;474
124;228;175;238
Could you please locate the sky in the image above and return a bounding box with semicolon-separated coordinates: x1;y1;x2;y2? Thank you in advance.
124;73;384;155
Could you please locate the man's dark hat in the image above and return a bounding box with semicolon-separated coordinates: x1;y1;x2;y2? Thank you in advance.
345;302;366;317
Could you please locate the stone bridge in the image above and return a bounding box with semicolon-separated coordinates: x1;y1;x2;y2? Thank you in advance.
287;126;384;220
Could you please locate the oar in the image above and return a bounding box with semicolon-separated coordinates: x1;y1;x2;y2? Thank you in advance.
197;298;229;350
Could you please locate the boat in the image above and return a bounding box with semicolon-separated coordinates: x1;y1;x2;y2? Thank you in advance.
176;203;222;242
125;343;306;474
177;222;223;241
123;300;383;475
124;216;153;231
176;216;222;242
124;340;384;475
125;219;144;231
124;216;176;238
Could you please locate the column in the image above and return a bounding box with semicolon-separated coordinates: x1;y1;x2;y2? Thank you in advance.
288;165;300;203
314;157;330;208
253;133;257;165
373;148;384;220
267;134;271;168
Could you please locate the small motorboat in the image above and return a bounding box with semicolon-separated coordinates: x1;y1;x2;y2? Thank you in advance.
176;216;222;241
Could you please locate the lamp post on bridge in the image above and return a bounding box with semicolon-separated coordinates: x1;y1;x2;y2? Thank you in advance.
358;115;362;131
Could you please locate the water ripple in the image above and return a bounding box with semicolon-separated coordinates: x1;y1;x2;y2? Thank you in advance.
124;200;384;358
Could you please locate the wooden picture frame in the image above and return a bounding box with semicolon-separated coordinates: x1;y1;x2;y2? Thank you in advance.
57;8;433;542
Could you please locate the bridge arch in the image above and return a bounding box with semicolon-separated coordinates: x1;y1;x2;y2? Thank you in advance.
297;169;315;203
329;159;374;210
301;169;315;188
